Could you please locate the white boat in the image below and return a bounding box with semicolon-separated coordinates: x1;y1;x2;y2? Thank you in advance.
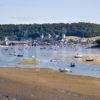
86;57;94;61
50;59;57;62
59;68;72;72
74;54;83;58
64;68;72;72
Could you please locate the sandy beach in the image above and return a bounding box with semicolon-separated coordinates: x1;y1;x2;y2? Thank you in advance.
0;68;100;100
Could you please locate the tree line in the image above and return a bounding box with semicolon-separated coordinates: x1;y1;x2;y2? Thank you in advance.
0;22;100;40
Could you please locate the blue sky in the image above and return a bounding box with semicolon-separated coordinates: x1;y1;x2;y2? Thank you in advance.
0;0;100;24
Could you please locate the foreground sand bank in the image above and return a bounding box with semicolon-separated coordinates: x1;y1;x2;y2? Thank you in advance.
0;68;100;100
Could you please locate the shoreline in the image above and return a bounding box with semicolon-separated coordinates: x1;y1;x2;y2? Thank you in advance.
0;66;99;78
0;67;99;78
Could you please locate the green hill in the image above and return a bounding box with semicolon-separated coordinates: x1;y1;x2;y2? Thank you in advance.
0;22;100;40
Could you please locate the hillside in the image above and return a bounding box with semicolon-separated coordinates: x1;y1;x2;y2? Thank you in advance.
0;22;100;40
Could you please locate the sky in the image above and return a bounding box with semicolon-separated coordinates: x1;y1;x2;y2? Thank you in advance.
0;0;100;24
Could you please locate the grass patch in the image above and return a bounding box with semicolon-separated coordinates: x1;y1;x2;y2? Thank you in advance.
64;36;80;39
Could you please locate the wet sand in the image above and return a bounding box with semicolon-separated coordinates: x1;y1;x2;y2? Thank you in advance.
0;68;100;100
20;58;39;65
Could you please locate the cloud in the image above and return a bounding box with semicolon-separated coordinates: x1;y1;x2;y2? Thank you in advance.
11;16;38;21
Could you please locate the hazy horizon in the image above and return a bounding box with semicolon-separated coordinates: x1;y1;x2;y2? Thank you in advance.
0;22;100;25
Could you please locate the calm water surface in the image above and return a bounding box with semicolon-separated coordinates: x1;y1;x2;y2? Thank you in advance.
0;45;100;77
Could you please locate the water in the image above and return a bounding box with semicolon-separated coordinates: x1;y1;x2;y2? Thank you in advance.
0;45;100;77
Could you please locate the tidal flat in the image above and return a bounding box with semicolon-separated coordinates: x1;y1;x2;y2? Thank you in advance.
0;68;100;100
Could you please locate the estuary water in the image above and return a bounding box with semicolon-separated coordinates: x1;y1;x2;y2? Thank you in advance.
0;45;100;77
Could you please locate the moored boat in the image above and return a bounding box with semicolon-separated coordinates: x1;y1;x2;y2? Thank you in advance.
74;54;83;58
86;58;94;61
58;68;72;72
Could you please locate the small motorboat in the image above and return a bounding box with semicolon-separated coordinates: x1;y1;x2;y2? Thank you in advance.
70;63;75;67
50;59;57;62
50;58;60;62
86;58;94;61
74;53;83;58
58;68;72;72
17;54;23;57
40;47;46;49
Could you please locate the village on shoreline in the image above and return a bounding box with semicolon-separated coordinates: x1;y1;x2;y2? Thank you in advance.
0;36;100;47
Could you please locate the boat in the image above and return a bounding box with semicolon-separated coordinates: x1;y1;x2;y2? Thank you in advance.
74;54;83;58
40;47;46;49
17;54;23;57
50;58;60;62
50;59;57;62
86;58;94;61
58;68;72;72
70;63;75;67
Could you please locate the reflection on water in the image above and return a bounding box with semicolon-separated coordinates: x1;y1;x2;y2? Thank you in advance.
0;45;100;77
